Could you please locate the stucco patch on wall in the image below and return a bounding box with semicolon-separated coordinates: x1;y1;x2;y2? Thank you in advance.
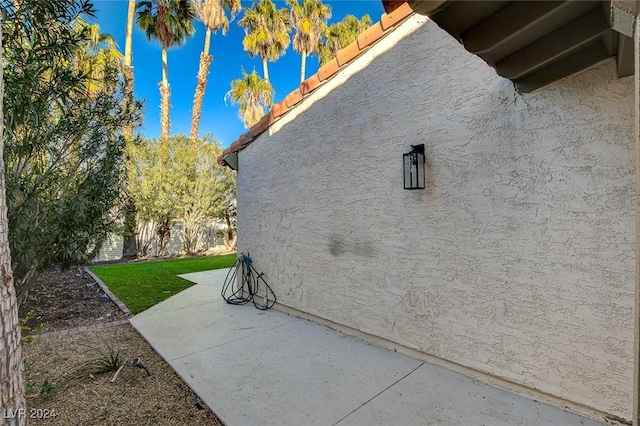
237;15;635;420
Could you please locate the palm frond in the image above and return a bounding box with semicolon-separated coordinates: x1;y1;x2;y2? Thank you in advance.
225;68;273;128
238;0;290;67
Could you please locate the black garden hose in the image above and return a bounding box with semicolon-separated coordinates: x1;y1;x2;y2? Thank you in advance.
221;253;276;310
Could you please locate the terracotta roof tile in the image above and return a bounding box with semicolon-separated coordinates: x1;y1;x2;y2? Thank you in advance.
301;74;321;95
219;149;232;164
318;58;340;81
381;2;413;30
248;113;272;138
270;100;288;119
218;1;415;166
337;40;361;67
382;0;406;13
284;88;303;108
357;22;384;50
219;140;243;162
237;132;251;146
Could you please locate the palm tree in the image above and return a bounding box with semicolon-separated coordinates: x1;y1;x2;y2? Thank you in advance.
225;68;274;128
319;14;371;66
73;18;124;96
191;0;241;143
287;0;331;84
137;0;195;140
123;0;138;256
124;0;136;140
238;0;290;82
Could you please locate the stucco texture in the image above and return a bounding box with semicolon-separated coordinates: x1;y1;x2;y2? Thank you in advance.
236;15;635;419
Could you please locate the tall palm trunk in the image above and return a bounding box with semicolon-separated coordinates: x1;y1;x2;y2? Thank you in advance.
190;28;212;145
300;51;306;84
0;20;26;426
124;0;135;140
262;59;269;81
160;47;171;141
123;0;137;256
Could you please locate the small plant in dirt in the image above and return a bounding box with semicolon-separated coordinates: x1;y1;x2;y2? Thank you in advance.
20;310;46;344
24;379;60;396
61;341;126;385
40;380;60;395
58;340;151;389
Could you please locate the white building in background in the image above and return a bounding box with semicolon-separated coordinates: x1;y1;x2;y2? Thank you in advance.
220;2;639;422
93;219;229;262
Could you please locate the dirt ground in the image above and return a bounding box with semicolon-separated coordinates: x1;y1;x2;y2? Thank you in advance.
19;268;223;426
20;269;128;333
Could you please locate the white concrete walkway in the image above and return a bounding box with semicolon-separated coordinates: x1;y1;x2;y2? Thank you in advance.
130;269;604;426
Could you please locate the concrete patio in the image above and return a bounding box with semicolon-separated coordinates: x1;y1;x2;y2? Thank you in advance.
130;268;604;426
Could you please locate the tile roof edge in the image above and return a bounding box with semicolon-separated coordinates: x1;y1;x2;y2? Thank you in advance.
218;1;415;165
382;0;407;14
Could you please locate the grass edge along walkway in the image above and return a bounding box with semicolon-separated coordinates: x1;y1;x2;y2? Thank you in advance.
89;254;237;314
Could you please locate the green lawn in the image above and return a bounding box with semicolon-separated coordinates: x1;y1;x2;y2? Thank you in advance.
89;254;237;314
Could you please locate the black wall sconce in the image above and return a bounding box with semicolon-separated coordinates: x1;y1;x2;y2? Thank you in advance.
403;144;425;190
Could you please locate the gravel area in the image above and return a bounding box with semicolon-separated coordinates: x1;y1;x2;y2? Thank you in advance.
19;268;223;426
23;326;222;425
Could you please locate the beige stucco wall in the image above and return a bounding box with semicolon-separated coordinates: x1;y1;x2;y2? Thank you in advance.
236;15;635;419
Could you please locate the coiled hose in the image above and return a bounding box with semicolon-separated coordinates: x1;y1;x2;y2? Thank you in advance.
221;253;276;310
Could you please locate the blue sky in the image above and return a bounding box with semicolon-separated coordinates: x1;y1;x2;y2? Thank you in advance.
91;0;385;148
